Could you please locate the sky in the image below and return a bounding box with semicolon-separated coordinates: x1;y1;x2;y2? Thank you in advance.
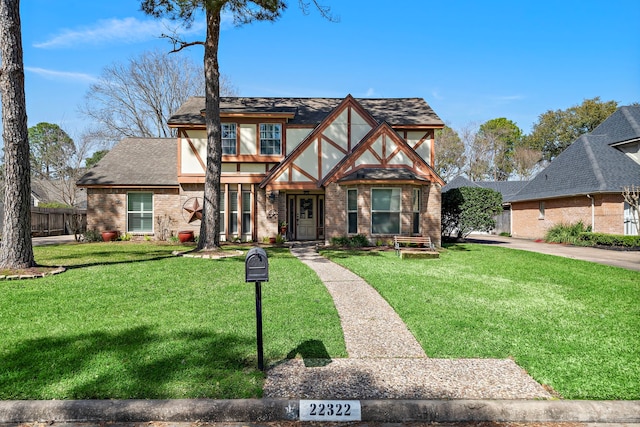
17;0;640;143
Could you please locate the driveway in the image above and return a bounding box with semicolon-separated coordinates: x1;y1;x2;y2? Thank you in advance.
466;234;640;272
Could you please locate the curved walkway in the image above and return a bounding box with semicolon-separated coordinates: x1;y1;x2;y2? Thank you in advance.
263;244;551;400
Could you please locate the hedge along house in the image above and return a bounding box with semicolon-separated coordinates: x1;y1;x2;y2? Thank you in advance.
78;95;445;245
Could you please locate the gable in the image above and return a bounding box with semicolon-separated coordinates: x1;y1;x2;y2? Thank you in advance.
261;96;378;189
324;122;444;186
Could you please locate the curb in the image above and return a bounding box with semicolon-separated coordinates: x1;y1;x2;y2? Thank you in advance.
0;399;639;424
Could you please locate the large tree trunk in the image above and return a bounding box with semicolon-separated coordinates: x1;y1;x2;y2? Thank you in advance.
0;0;35;268
197;6;222;251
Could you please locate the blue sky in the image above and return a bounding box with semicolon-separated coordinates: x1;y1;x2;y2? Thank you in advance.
19;0;640;140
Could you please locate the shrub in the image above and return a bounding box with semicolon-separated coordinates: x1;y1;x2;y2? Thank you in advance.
441;187;503;238
118;232;132;241
82;229;103;242
330;234;370;248
579;232;640;248
545;221;590;245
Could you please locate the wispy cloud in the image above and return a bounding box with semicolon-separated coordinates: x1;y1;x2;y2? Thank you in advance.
26;67;98;84
33;17;205;49
364;88;378;97
491;94;525;102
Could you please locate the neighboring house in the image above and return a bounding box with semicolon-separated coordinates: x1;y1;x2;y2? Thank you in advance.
509;105;640;239
442;176;529;235
77;95;445;245
31;179;87;209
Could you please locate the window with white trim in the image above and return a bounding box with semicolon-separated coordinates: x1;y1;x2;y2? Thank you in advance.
347;189;358;234
229;190;238;235
371;188;401;234
219;191;225;234
242;191;251;235
260;123;282;155
127;192;153;233
222;123;237;155
412;188;420;235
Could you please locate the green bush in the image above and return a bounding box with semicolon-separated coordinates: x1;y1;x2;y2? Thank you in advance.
545;221;591;245
579;232;640;248
82;229;103;242
330;234;370;248
441;187;503;238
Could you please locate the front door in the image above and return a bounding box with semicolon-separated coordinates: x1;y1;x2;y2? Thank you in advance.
296;196;316;240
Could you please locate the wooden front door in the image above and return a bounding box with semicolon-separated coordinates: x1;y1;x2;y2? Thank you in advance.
296;196;316;240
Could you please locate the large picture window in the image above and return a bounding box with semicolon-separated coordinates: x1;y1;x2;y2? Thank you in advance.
222;123;237;155
260;123;282;155
347;189;358;234
371;188;400;234
127;192;153;233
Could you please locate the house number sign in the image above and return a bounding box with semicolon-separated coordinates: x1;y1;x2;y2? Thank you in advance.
299;400;361;421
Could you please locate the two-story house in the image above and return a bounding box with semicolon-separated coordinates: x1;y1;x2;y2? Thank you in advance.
78;95;444;245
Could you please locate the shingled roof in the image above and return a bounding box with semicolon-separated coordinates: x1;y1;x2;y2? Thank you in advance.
168;96;444;127
511;106;640;202
77;138;178;187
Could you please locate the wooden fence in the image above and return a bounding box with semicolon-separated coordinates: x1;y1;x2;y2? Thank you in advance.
31;207;87;237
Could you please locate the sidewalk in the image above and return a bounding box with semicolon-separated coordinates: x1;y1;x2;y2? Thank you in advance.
466;233;640;272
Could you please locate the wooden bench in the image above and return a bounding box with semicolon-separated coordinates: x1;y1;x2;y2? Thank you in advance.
394;235;434;256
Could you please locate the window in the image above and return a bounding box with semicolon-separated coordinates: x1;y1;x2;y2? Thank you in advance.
222;123;237;155
371;188;401;234
539;201;545;220
412;188;420;235
219;191;225;234
242;191;251;235
229;191;238;235
127;192;153;233
260;123;282;155
347;189;358;234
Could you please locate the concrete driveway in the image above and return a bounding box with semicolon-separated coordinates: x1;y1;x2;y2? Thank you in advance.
466;233;640;272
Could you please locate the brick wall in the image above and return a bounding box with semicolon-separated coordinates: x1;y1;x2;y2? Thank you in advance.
511;193;625;239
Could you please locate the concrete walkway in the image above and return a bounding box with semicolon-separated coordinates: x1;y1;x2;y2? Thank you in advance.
466;233;640;271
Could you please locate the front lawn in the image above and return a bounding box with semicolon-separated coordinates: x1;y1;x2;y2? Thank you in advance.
322;244;640;400
0;243;346;399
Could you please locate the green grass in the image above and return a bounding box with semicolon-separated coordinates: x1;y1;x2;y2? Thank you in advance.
322;244;640;400
0;242;346;399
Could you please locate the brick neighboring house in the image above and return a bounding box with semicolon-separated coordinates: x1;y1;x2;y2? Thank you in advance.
77;95;445;245
509;105;640;239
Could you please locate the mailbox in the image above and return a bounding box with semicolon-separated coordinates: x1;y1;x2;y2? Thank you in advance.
245;247;269;282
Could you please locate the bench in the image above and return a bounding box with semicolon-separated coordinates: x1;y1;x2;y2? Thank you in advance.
394;235;434;256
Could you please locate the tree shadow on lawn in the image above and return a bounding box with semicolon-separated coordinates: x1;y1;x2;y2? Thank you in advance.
0;326;261;400
36;247;180;270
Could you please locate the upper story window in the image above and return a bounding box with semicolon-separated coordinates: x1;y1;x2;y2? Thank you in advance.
222;123;237;155
260;123;282;155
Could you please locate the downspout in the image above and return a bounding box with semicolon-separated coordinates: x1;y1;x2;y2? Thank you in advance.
586;194;595;232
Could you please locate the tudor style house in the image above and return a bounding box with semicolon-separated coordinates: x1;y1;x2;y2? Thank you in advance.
78;95;445;245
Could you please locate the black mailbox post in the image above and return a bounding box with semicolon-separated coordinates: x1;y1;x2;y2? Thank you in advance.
245;247;269;371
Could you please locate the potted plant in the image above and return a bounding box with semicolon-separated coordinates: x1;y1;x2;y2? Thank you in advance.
280;221;288;235
101;230;119;242
178;230;195;243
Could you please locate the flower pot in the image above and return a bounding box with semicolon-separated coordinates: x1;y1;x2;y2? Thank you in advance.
269;237;277;244
101;230;119;242
178;230;195;243
280;227;287;235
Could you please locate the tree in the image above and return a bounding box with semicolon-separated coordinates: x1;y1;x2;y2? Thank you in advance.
476;118;522;181
434;125;466;182
527;97;618;161
28;122;76;179
0;0;35;268
441;187;503;239
80;49;237;145
85;149;109;168
511;145;543;180
141;0;334;250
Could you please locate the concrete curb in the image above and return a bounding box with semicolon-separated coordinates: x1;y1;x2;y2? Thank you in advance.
0;399;639;424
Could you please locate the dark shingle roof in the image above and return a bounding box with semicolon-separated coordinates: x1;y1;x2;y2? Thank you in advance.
338;167;430;183
511;107;640;202
77;138;178;187
442;176;529;202
591;105;640;145
168;96;444;127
